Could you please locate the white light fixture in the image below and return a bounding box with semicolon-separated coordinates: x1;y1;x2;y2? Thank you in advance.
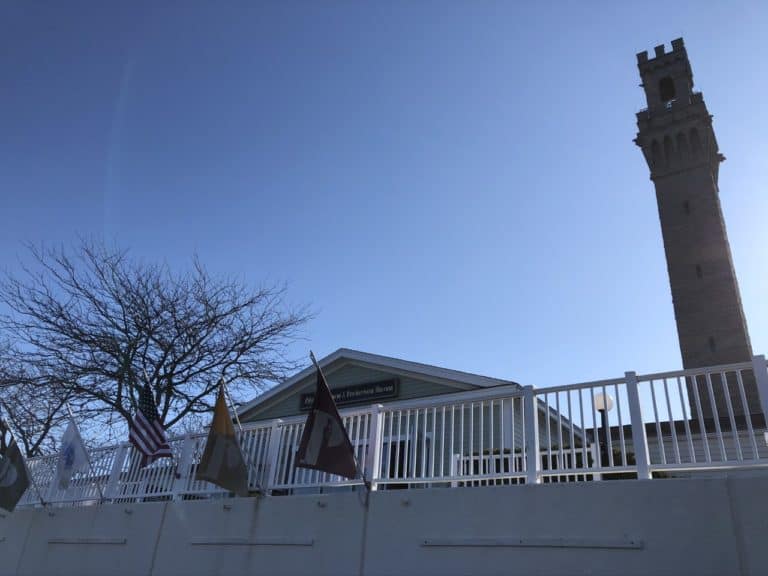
594;393;614;412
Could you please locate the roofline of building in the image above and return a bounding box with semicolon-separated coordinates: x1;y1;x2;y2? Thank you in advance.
237;347;519;419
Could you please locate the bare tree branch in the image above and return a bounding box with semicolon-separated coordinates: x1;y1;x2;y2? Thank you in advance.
0;239;311;451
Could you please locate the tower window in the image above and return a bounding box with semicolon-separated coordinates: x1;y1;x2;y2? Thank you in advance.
708;336;717;353
683;200;691;215
659;76;676;102
696;264;703;278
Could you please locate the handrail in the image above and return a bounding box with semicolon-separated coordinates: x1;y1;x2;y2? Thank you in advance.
637;361;755;382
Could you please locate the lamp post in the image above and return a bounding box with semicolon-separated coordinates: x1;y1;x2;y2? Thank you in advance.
594;393;614;469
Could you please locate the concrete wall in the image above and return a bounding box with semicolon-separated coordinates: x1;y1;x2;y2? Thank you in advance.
2;474;768;575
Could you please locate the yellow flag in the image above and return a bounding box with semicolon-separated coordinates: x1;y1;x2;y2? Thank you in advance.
195;384;249;496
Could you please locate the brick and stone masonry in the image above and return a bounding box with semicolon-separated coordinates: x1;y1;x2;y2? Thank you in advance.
634;38;760;420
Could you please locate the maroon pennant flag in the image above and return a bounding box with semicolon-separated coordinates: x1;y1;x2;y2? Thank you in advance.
295;362;358;480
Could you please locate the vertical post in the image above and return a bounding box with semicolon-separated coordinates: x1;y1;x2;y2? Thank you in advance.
171;434;195;500
264;419;284;493
105;444;129;501
589;443;602;481
365;404;384;491
523;386;541;485
626;371;652;480
46;463;60;504
751;355;768;423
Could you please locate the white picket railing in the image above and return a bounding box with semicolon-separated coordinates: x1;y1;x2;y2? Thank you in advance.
16;355;768;507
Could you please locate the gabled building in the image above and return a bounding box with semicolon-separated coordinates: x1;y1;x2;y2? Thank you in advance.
238;348;520;423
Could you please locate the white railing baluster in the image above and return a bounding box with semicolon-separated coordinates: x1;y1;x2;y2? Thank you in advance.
555;392;563;473
430;407;437;480
721;371;743;461
440;406;446;479
395;411;402;480
105;444;129;501
614;382;627;467
567;392;576;476
705;372;727;461
172;434;195;500
421;408;427;480
690;375;712;463
366;404;384;490
676;376;696;463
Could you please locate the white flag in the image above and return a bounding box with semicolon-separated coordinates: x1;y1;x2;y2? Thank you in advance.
55;420;89;490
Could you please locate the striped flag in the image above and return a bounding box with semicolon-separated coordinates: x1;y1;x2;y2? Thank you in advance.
129;382;172;466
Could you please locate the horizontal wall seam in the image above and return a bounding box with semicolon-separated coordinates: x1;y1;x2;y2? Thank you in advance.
48;538;127;545
421;537;643;550
190;537;314;547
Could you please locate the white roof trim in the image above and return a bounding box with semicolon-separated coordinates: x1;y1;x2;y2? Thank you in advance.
237;348;519;418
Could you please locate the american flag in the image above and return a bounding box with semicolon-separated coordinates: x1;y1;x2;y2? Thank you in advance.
129;382;172;466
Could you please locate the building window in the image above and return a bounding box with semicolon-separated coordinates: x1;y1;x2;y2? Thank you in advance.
708;336;716;353
683;200;691;215
696;264;703;278
659;76;676;102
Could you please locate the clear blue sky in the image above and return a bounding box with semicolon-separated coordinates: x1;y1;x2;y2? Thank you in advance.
1;1;766;390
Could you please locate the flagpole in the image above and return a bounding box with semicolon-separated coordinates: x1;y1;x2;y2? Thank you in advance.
65;402;106;504
221;372;262;494
220;376;244;433
0;407;48;509
309;351;372;493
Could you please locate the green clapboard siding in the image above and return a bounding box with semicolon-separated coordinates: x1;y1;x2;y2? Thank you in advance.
243;364;467;422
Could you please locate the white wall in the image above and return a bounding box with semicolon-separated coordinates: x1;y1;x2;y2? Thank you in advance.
2;474;767;576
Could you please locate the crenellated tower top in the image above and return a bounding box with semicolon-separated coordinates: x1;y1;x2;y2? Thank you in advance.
634;38;724;183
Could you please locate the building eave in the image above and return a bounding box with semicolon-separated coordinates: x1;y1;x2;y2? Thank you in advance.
237;347;519;420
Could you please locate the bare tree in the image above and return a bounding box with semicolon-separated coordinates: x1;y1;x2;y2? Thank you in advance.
0;340;72;456
0;240;311;448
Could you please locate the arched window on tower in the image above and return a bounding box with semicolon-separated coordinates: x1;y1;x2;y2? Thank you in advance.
690;128;702;155
676;132;689;159
663;135;674;166
659;76;676;103
651;140;661;167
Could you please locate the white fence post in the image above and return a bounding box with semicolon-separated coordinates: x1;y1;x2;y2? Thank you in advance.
523;386;541;485
625;371;652;480
171;434;195;500
264;419;284;493
105;444;129;501
365;404;384;491
751;355;768;422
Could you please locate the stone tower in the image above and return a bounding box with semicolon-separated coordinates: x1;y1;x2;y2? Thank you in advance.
634;38;759;419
